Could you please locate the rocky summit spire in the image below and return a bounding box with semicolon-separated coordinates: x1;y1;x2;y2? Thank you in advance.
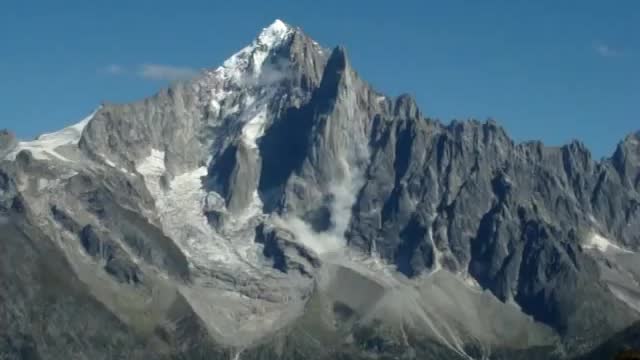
613;130;640;190
0;129;17;158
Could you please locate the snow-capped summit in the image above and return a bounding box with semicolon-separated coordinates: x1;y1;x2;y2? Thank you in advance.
257;19;291;47
217;19;294;81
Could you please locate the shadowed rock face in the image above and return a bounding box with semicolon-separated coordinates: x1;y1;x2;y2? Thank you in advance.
1;20;640;359
0;130;16;158
576;321;640;360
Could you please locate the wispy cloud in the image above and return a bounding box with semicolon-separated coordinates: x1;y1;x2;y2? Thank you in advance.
102;64;125;75
137;64;198;81
593;41;623;58
100;63;198;81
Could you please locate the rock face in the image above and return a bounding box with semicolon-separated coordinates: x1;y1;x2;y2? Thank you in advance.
0;130;16;158
1;20;640;359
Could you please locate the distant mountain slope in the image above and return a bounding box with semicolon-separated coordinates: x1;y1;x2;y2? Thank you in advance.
576;321;640;360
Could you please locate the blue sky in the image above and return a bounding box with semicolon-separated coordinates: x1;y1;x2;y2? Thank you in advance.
1;0;638;158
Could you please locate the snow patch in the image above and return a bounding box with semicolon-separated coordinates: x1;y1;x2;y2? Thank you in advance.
100;154;117;168
258;19;290;46
97;153;131;174
137;153;241;266
583;232;632;254
428;225;442;274
135;150;263;270
135;149;166;178
37;178;58;191
217;20;292;82
241;108;268;149
7;108;98;162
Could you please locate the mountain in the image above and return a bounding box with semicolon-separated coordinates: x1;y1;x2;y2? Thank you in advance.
577;321;640;360
1;20;639;359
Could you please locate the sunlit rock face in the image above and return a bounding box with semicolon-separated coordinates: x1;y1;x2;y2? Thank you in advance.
1;19;640;360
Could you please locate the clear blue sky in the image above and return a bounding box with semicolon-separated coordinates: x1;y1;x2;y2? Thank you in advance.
1;0;638;158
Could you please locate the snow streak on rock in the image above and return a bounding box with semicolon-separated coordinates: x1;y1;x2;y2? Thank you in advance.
584;232;633;254
136;150;244;268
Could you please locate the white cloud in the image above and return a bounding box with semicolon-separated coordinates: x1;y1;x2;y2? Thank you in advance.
102;64;125;75
272;156;367;257
137;64;198;81
593;41;623;58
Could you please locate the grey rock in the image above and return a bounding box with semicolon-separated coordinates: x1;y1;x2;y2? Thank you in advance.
255;223;321;276
0;129;17;158
211;141;261;214
79;81;206;175
79;224;143;285
50;205;82;233
576;321;640;360
612;131;640;192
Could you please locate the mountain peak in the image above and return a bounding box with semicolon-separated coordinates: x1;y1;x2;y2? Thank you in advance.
256;19;292;49
615;130;640;154
215;19;294;82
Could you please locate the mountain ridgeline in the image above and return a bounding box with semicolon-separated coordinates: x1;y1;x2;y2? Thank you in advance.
1;20;639;360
